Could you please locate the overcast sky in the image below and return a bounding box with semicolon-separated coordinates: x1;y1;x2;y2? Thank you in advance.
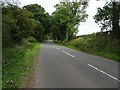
78;0;105;35
19;0;106;36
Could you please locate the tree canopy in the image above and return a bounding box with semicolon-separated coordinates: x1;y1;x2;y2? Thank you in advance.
51;2;88;41
2;0;89;46
2;2;51;47
94;2;120;39
2;4;37;46
24;4;51;41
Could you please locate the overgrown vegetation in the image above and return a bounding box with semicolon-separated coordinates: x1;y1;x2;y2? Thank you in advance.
2;38;40;88
58;33;120;62
2;0;43;88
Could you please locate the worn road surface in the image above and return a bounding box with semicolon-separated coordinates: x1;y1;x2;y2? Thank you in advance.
28;42;119;88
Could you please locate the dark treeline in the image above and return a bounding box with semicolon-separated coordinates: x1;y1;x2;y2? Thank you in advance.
2;1;50;48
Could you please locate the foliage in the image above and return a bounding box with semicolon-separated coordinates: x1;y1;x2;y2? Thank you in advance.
26;36;37;43
51;2;88;41
33;20;45;42
24;4;51;41
2;3;51;48
2;40;40;88
2;2;42;88
2;4;37;47
94;2;120;39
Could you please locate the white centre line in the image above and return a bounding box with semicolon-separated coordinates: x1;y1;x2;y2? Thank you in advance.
53;46;60;50
56;47;60;50
62;50;75;58
88;64;120;82
52;46;55;48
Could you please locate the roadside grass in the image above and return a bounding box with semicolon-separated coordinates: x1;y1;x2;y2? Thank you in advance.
2;39;40;88
56;34;120;62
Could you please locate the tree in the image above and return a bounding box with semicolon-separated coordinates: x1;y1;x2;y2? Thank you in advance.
51;2;88;41
112;2;120;38
34;21;45;42
94;2;120;39
24;4;51;41
2;4;37;46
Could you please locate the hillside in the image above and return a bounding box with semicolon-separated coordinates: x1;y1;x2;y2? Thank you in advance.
59;33;120;62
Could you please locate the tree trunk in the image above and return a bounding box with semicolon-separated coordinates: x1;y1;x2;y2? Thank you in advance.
112;2;120;39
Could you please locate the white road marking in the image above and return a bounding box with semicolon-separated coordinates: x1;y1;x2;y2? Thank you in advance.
62;50;75;58
52;46;55;47
88;64;120;82
53;46;60;50
56;47;60;50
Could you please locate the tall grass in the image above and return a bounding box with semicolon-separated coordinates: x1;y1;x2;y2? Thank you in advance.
2;38;40;88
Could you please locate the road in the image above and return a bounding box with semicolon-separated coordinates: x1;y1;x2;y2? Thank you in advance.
28;42;120;88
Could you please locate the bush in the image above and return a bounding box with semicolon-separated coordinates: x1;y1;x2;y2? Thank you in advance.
27;37;37;43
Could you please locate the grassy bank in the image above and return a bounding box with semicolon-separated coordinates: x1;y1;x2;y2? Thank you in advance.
57;33;120;62
2;39;40;88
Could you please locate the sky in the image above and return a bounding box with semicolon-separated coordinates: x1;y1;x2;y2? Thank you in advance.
78;0;106;35
19;0;106;36
19;0;60;14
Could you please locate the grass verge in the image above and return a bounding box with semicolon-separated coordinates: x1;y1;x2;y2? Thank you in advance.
56;40;120;62
2;41;40;88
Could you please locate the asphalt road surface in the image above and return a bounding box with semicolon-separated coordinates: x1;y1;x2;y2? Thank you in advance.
29;41;120;88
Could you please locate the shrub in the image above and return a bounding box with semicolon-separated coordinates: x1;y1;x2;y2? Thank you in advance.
27;37;36;43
